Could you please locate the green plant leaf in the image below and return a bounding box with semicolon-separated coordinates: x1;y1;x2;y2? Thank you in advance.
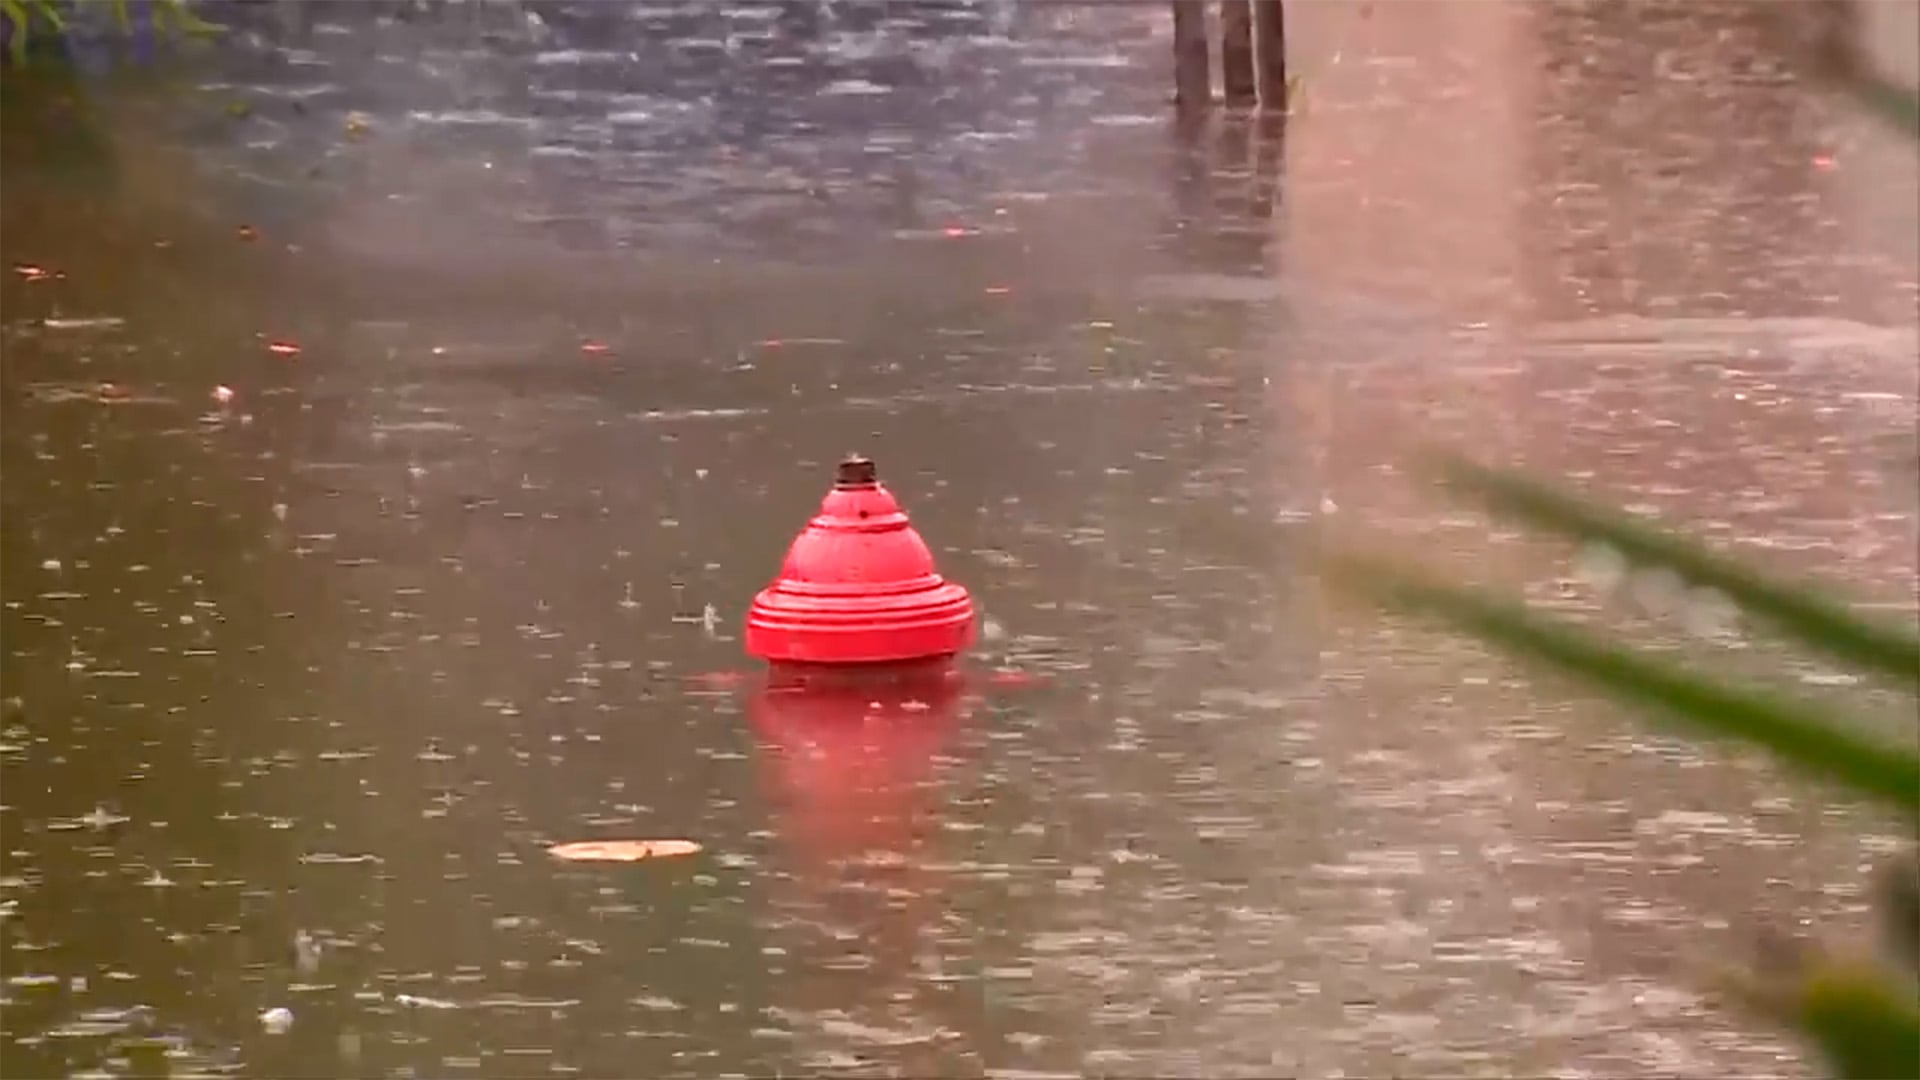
1731;961;1920;1080
4;0;31;64
1804;25;1920;138
1848;73;1920;136
1328;554;1920;819
1429;454;1920;687
154;0;222;37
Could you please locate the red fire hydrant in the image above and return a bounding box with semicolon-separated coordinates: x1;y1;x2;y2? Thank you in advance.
745;455;974;666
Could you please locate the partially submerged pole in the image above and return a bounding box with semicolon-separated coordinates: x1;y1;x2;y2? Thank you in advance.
1172;1;1211;109
1253;0;1288;112
1220;1;1256;106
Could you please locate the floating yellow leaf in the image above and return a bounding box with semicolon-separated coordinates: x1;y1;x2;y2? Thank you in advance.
547;839;702;863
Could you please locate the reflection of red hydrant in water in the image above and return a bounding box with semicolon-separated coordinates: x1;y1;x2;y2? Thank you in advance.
748;660;968;1004
750;660;966;868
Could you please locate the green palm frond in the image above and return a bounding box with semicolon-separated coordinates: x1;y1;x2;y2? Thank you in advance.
1329;448;1918;1080
3;0;222;65
1428;453;1920;687
1726;960;1920;1080
1327;552;1920;817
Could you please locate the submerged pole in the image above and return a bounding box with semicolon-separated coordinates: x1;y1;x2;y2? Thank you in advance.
1220;1;1256;106
1172;0;1211;109
1253;0;1288;112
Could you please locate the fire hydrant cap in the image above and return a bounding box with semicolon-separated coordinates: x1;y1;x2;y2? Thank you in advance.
745;456;975;664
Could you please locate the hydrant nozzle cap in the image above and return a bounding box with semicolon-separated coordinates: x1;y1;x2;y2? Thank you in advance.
835;455;878;489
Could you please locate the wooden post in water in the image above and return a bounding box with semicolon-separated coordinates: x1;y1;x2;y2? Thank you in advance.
1172;0;1211;109
1220;1;1257;106
1253;0;1288;112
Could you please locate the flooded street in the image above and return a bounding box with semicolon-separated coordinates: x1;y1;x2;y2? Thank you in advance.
2;2;1916;1076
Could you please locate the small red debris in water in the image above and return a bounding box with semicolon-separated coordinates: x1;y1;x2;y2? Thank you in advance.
14;264;51;282
759;339;784;349
984;286;1012;296
1812;154;1837;171
212;385;236;405
683;670;749;689
237;225;259;241
96;382;131;402
985;668;1045;689
580;340;611;355
942;226;977;238
267;341;301;356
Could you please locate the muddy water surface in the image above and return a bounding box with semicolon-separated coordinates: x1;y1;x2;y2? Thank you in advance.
2;2;1915;1077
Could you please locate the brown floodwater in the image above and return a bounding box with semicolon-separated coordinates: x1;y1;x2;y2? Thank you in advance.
2;2;1915;1077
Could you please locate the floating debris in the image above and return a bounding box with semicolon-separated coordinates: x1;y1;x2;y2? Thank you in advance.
548;839;702;862
298;852;378;865
260;1007;293;1034
43;317;125;331
580;340;611;355
212;385;236;406
267;341;302;356
758;338;847;349
821;78;889;97
14;264;51;282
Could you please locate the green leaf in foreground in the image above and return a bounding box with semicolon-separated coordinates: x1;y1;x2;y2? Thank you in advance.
153;0;223;37
1727;961;1920;1080
1804;28;1920;138
4;0;32;64
1846;72;1920;136
1328;555;1920;819
1429;454;1920;687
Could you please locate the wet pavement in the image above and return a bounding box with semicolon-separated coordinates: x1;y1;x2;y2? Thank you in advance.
2;2;1916;1077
